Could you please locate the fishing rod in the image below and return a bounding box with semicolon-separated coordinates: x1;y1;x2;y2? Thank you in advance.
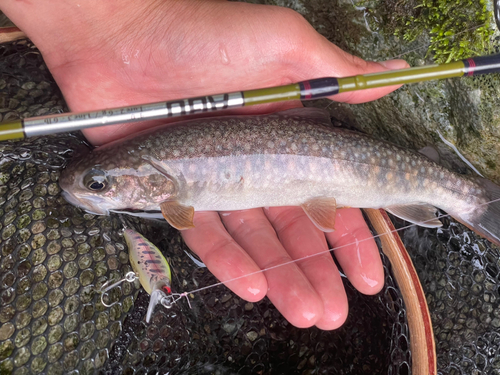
1;53;500;141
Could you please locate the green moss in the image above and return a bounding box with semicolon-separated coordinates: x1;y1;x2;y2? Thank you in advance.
486;159;497;169
382;0;494;63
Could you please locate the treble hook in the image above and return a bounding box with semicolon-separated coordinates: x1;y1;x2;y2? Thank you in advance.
99;271;138;307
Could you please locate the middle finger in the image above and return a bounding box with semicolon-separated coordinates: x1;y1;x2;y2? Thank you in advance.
265;206;348;330
220;208;323;328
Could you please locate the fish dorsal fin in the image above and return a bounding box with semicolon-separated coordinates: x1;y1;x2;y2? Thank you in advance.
160;201;195;230
301;197;337;232
277;107;332;124
385;204;442;228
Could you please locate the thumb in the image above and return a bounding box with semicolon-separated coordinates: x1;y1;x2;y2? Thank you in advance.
307;45;410;104
332;57;409;104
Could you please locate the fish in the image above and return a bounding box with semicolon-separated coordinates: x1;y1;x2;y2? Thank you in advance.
59;107;500;246
124;228;174;323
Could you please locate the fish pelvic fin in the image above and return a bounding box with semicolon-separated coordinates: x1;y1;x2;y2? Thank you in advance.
453;178;500;247
301;197;337;232
160;201;195;230
385;204;442;228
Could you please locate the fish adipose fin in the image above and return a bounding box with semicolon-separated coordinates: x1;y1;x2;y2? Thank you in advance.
385;204;442;228
160;201;195;230
301;197;337;232
453;178;500;247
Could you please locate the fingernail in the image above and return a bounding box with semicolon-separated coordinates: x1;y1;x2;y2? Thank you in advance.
379;59;409;70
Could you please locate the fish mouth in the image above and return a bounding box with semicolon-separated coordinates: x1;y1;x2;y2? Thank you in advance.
61;191;109;215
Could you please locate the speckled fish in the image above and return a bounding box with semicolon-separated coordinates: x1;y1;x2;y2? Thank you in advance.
124;228;173;323
60;108;500;246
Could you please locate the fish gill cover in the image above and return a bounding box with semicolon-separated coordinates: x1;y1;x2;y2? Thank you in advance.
0;40;411;375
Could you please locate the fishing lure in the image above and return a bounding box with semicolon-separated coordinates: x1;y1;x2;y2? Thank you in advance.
100;229;188;322
125;228;175;323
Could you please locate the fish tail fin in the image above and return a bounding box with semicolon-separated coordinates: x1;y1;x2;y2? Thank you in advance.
453;178;500;247
146;285;169;323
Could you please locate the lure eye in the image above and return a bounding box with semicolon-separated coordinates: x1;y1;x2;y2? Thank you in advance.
83;169;108;191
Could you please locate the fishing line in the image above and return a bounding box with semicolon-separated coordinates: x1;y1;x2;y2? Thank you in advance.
169;196;500;302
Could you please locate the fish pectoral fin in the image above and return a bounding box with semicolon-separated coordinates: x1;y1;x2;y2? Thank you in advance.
160;201;195;230
301;197;337;232
385;204;442;228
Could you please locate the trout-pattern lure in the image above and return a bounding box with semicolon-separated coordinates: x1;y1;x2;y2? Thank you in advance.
123;228;189;323
101;229;187;323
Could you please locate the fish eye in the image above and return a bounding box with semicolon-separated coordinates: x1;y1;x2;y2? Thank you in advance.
89;181;105;190
83;169;108;191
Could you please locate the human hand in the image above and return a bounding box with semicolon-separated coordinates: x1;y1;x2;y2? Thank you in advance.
2;0;408;329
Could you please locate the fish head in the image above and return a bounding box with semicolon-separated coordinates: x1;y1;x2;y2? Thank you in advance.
60;150;177;215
